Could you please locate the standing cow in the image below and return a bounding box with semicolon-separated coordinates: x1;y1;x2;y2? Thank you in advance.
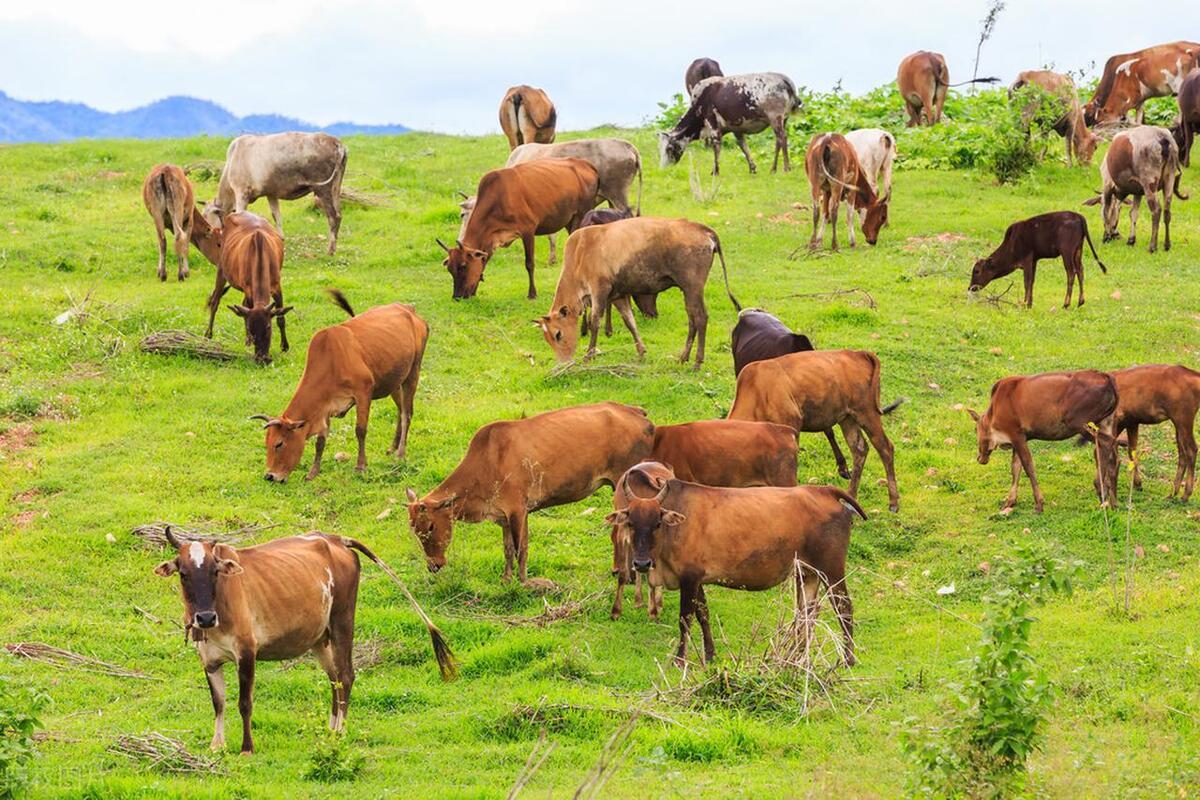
211;132;347;255
1173;68;1200;166
1083;41;1200;125
1083;126;1186;253
659;73;801;175
142;164;207;281
499;86;557;150
685;58;723;95
896;51;998;126
805;133;889;251
1010;70;1099;166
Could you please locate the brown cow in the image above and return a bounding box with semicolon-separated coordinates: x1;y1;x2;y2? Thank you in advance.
1100;364;1200;501
968;370;1118;513
728;350;901;512
142;164;207;281
499;86;557;150
1083;125;1186;253
202;211;290;364
537;216;739;370
251;291;429;483
155;529;369;753
1173;67;1200;166
439;158;598;300
406;402;654;584
968;211;1107;308
685;57;723;95
1083;41;1200;125
609;422;799;620
805;133;888;251
896;51;998;126
1010;70;1100;166
606;465;866;665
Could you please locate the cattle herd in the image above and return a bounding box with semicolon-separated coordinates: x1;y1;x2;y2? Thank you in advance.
140;42;1200;755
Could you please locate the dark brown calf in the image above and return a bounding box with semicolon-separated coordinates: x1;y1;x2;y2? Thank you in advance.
969;211;1107;308
969;370;1118;513
1174;68;1200;167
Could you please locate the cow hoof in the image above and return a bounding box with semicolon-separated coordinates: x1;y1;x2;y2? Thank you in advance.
158;273;167;282
610;608;621;621
889;503;899;513
838;469;852;480
844;652;857;668
1126;237;1136;247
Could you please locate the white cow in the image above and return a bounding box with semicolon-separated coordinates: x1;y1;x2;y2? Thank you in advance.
844;128;895;201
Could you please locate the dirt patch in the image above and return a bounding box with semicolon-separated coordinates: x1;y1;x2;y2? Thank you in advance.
12;488;41;504
903;233;969;251
768;212;806;226
0;424;36;456
97;171;127;180
68;363;105;381
12;508;44;529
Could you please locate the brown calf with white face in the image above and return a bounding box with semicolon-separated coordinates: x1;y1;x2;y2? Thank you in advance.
1010;70;1099;166
407;402;654;584
142;164;213;281
1084;125;1187;253
1083;41;1200;125
609;421;799;620
606;466;866;665
155;530;372;753
499;85;557;150
202;211;290;364
251;290;429;483
439;158;598;300
968;211;1107;308
805;133;888;252
1099;364;1200;502
968;370;1118;513
728;349;901;512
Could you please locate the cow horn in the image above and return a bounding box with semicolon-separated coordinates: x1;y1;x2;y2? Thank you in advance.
435;238;451;253
654;479;670;503
163;524;181;549
455;190;469;200
248;414;271;422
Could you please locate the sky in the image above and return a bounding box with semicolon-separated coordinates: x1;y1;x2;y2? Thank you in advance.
1;0;1197;134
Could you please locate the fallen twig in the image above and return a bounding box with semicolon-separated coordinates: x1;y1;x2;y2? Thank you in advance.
109;732;224;775
573;712;640;800
968;281;1020;308
139;330;239;361
4;642;156;680
782;287;877;309
546;361;638;379
507;731;557;800
455;591;604;628
129;521;279;550
310;186;385;209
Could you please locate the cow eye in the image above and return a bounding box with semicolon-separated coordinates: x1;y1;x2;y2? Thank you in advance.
554;331;562;341
274;441;283;450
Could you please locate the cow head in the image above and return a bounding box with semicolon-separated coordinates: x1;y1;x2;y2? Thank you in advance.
537;305;580;362
604;474;685;573
154;527;243;635
438;238;489;300
861;199;889;245
230;301;292;364
201;201;225;230
968;257;997;293
1082;101;1098;128
250;414;308;482
1076;129;1100;165
610;462;676;577
658;132;685;168
967;408;1000;464
407;488;457;572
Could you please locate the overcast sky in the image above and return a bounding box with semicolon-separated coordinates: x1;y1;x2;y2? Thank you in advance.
1;1;1196;133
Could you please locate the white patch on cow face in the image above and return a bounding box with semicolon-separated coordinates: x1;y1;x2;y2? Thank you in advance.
189;541;206;568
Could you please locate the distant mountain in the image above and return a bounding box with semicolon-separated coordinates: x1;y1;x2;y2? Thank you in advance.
0;91;409;143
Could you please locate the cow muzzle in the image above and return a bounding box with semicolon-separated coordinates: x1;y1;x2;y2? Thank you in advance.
633;558;653;573
194;610;218;628
264;472;286;484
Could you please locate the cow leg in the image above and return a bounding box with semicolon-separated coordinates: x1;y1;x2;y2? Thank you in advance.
512;512;531;584
824;428;851;479
1063;255;1075;308
603;303;614;337
708;134;722;176
649;584;663;621
585;295;606;361
795;566;820;646
675;579;697;666
499;517;515;582
1003;449;1022;511
841;421;869;500
547;234;557;266
174;215;190;281
267;197;283;233
205;663;227;751
313;643;343;731
1125;424;1142;491
828;192;841;252
273;290;289;353
611;529;628;620
1145;186;1162;253
844;199;857;248
1127;195;1141;247
393;369;420;459
769;118;789;173
1163;190;1172;252
1013;437;1044;513
1174;416;1198;500
242;294;253;345
824;565;855;667
153;216;168;281
319;190;342;255
735;133;756;174
809;194;824;250
236;653;256;754
861;412;900;512
690;295;707;370
612;296;646;359
904;101;920;128
1072;243;1086;307
353;394;371;473
611;569;626;620
328;611;356;731
521;232;537;299
305;434;327;481
204;273;230;338
695;585;716;663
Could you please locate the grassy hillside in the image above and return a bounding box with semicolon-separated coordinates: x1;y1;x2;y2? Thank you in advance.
0;125;1197;798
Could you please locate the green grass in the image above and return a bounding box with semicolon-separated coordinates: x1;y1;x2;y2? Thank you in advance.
0;125;1198;798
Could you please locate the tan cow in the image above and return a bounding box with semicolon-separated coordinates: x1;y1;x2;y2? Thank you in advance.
728;349;901;512
537;216;739;370
1011;70;1099;166
142;164;210;281
407;402;654;584
897;51;998;126
805;133;888;251
251;291;429;483
1083;125;1187;253
1084;41;1200;125
499;86;557;150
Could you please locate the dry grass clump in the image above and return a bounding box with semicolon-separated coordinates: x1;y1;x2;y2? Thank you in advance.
139;330;239;361
128;520;277;550
4;642;156;680
109;732;223;775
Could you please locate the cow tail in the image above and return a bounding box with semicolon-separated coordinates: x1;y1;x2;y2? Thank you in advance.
326;288;356;317
1081;220;1107;273
831;488;868;520
312;143;347;189
711;233;741;312
866;351;906;415
1174;164;1189;200
340;537;458;681
512;92;525;146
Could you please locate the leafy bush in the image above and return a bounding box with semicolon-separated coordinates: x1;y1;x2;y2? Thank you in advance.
302;730;364;783
651;92;689;130
0;678;49;799
901;543;1082;798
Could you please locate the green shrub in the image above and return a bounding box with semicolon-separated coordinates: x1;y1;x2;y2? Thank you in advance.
302;730;364;783
0;677;49;800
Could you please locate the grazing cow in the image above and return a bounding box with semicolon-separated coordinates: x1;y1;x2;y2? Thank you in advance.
439;158;598;300
805;133;889;251
251;290;429;483
1083;125;1186;253
728;349;901;512
896;51;999;126
1010;70;1100;166
659;72;801;175
606;465;866;665
202;211;290;364
155;529;374;753
608;421;800;621
968;211;1107;308
537;217;740;370
573;207;660;332
211;132;347;255
1083;41;1200;125
1173;68;1200;166
499;86;557;150
142;164;206;281
844;128;896;200
1099;364;1200;501
407;402;654;584
968;370;1118;513
685;57;723;95
731;308;850;479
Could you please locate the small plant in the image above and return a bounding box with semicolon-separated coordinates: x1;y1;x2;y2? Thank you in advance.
901;542;1081;798
651;92;689;130
971;1;1007;86
0;677;49;799
303;729;364;783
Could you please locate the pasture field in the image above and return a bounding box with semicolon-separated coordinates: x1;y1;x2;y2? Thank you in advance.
0;125;1198;799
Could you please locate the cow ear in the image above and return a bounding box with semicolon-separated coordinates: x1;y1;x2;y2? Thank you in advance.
661;510;687;526
967;408;981;422
154;559;179;577
217;558;244;576
433;496;457;510
405;487;418;503
1081;196;1102;206
272;305;295;318
604;510;629;526
286;419;306;431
